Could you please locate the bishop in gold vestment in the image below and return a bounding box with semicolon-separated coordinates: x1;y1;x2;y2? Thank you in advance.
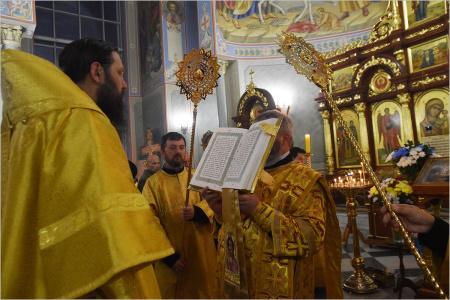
143;160;217;298
1;47;174;298
215;161;343;298
204;110;342;299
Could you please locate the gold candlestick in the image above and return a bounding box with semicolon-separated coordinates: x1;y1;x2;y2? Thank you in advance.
337;186;378;294
303;153;313;168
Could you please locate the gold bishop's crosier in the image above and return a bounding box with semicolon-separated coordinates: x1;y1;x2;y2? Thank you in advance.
277;32;446;299
174;48;220;296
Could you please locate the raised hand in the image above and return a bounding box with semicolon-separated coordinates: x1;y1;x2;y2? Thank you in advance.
238;193;260;216
201;186;222;214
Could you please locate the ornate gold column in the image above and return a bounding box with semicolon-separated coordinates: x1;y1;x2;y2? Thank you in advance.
354;103;371;164
320;110;334;174
397;93;414;143
394;49;406;66
1;24;24;50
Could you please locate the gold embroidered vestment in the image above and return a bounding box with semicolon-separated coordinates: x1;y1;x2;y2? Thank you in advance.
215;163;343;298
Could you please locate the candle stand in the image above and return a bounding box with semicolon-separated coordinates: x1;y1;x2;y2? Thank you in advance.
331;185;379;294
393;242;417;298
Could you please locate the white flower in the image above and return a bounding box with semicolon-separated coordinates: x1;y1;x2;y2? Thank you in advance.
410;150;420;159
419;151;426;157
385;151;395;162
397;156;412;167
381;178;392;187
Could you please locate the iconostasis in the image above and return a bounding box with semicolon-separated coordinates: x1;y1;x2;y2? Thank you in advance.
315;0;449;175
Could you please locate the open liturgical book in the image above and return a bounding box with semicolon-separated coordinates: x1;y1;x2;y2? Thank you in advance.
189;116;283;193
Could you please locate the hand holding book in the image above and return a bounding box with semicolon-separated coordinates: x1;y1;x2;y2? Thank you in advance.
201;187;222;215
201;186;260;216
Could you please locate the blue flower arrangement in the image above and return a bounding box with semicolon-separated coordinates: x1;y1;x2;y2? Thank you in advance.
385;140;438;182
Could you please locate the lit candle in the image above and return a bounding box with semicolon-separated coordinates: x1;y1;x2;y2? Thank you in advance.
305;134;311;153
286;105;291;116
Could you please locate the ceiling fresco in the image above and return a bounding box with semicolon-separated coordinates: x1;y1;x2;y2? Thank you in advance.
214;1;390;59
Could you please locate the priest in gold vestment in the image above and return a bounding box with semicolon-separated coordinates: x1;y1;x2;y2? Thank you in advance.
1;39;174;298
202;110;343;299
143;132;217;298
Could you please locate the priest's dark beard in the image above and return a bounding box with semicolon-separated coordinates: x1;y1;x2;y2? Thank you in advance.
165;154;184;169
96;72;125;127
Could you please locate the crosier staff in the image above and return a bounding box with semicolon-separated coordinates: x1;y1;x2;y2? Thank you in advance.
277;32;446;299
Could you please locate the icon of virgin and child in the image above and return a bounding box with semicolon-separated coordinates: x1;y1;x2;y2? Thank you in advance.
420;98;448;137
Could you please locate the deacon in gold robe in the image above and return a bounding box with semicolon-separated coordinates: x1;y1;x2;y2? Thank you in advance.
1;39;174;299
143;132;217;298
203;110;343;299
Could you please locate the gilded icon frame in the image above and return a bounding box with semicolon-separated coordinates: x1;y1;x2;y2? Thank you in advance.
371;100;405;166
415;157;449;184
413;88;449;141
413;157;449;195
331;64;358;93
369;71;391;94
407;35;449;73
402;1;447;30
332;108;361;168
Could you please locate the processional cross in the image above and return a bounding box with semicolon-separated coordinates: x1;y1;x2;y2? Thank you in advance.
174;48;220;295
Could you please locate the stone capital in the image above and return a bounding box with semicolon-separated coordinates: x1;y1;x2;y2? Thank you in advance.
217;60;229;75
1;24;23;50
